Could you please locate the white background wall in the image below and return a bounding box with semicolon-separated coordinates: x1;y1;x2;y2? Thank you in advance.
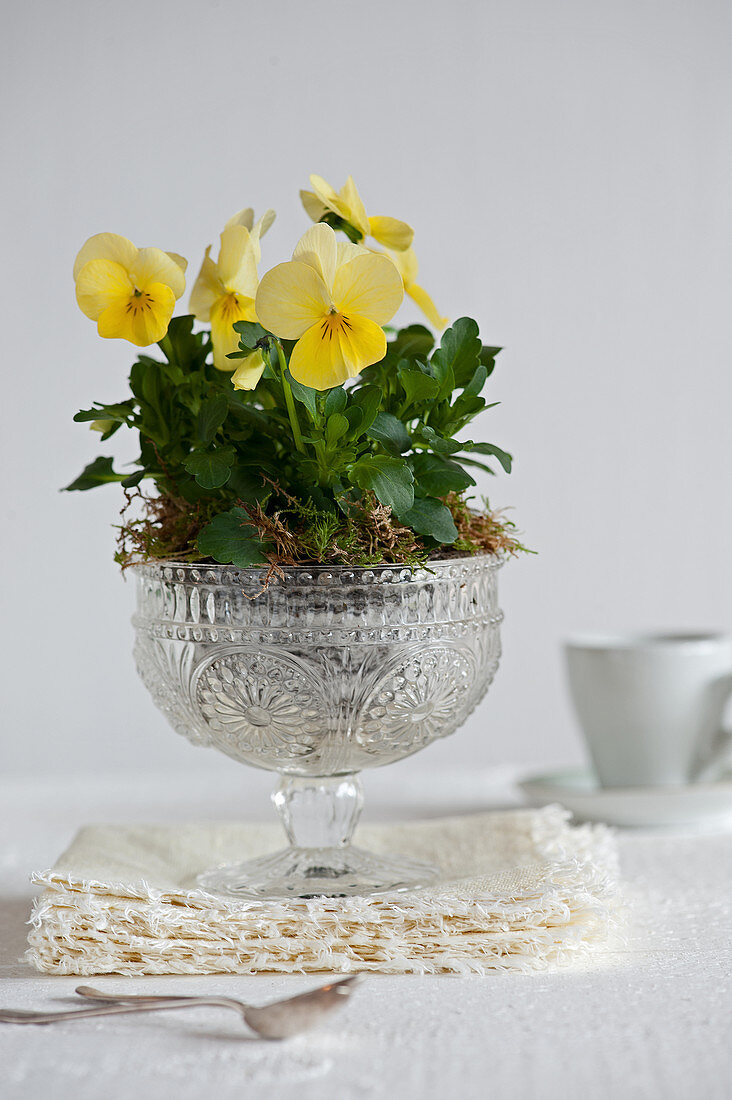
1;0;731;782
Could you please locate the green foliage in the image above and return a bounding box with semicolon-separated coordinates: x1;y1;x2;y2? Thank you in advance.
183;447;235;489
350;455;415;514
67;313;514;566
64;455;126;491
399;497;458;543
196;507;269;567
231;320;268;350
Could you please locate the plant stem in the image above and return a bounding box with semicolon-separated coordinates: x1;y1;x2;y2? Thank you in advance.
273;340;305;454
311;391;331;484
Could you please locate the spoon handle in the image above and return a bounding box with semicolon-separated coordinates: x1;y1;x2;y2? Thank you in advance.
76;985;205;1004
0;999;225;1025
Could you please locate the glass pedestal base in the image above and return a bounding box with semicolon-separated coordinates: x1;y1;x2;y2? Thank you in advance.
197;845;437;900
195;773;437;899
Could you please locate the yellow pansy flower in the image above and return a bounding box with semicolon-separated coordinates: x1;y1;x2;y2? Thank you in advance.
222;206;276;262
386;247;448;330
231;349;266;392
300;174;414;252
189;207;274;372
74;233;187;347
256;224;404;390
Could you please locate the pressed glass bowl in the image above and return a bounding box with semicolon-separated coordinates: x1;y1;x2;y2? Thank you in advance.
131;556;503;898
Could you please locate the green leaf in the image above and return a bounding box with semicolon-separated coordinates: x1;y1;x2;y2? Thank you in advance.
121;470;146;488
160;360;187;385
95;421;122;441
367;412;411;455
183;447;235;489
197;507;269;566
388;324;435;361
233;320;268;349
463;441;513;473
348;384;382;435
325;387;347;416
197;395;229;444
411;453;475;495
73;401;134;424
449;393;485;422
137;362;169;443
343;405;364;435
431;317;482;389
227;466;270;503
398;365;440;407
463;364;488;397
162;315;210;373
326;412;349;445
227;394;273;432
398;497;458;543
480;346;501;377
63;456;124;491
350;455;414;514
428;354;455;403
413;425;463;454
458;456;496;475
287;372;317;419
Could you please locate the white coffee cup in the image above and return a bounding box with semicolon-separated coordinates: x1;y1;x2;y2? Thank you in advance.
565;633;732;788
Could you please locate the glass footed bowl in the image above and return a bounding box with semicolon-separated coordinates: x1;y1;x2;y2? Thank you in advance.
131;555;503;899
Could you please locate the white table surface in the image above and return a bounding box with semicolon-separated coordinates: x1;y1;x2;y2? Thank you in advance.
1;766;731;1100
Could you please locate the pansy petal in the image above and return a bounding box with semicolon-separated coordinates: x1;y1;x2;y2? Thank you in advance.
210;293;258;370
189;247;221;321
253;208;276;238
256;260;331;339
332;252;403;325
338;314;387;374
97;282;175;346
386;245;418;286
309;174;341;213
407;283;449;330
166;251;188;274
368;216;414;251
336;239;368;267
339;176;369;237
289;320;352;390
248;209;277;265
300;189;328;222
73;232;137;280
232;349;266;391
75;259;133;320
289;313;387;390
131;247;187;299
217;224;258;295
225;207;255;231
293;223;338;289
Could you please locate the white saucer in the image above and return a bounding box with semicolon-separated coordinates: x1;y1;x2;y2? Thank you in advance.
519;768;732;829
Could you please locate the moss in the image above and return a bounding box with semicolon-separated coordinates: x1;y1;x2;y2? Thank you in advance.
116;487;530;570
442;493;534;559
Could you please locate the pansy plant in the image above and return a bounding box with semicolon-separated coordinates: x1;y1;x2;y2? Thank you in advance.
67;177;517;568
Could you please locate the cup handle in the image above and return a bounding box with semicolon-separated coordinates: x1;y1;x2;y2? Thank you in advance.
693;726;732;782
692;671;732;781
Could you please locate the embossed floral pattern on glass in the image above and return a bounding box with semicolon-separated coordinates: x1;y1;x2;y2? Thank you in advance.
132;556;503;898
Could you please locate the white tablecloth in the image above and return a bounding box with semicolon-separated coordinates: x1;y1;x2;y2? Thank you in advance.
1;767;731;1100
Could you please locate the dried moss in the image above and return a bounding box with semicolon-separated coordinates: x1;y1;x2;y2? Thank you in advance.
443;493;533;559
116;487;530;570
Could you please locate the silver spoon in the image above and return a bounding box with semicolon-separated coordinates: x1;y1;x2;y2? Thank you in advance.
0;976;361;1039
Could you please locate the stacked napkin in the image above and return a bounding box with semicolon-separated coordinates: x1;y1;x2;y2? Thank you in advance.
27;806;619;976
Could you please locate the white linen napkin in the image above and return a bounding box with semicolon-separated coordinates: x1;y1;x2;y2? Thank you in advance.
27;806;619;976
